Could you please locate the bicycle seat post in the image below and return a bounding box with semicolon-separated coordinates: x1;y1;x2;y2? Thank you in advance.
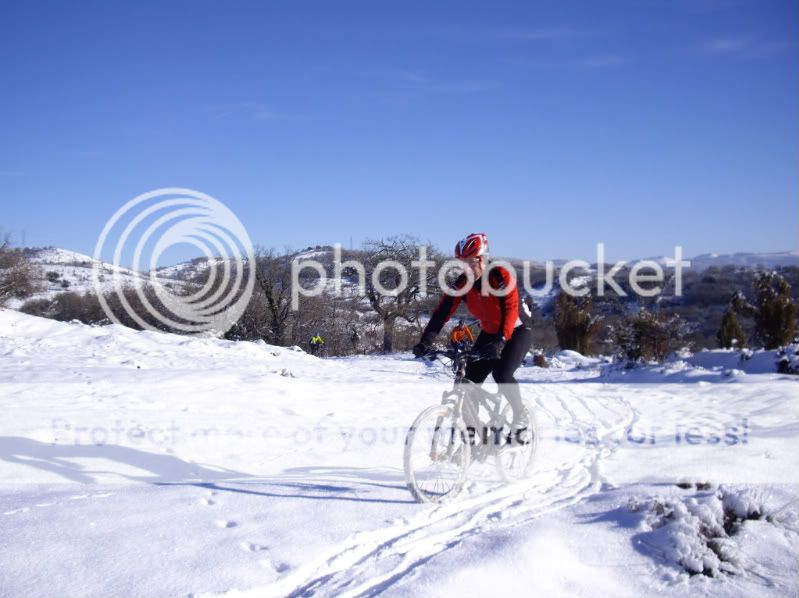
453;352;467;381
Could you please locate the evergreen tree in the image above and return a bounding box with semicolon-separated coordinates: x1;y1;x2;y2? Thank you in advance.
732;272;797;349
716;308;746;349
555;292;600;354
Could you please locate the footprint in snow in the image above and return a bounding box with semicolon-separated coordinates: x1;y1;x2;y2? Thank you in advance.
259;560;290;572
241;542;269;552
201;497;216;506
215;520;238;529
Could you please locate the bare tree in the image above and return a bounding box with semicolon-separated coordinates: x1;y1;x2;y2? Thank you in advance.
0;235;41;306
221;248;297;344
362;235;442;352
253;248;296;345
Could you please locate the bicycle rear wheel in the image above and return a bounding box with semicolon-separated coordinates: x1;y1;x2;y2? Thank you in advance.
404;404;471;503
495;397;538;482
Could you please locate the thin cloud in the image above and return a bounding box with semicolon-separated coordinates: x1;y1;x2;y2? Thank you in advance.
703;37;796;58
430;25;581;43
215;102;285;121
359;78;497;107
358;67;494;93
358;67;429;84
744;40;797;58
353;63;497;105
429;80;497;94
251;108;283;121
706;37;750;53
578;54;629;68
482;28;579;42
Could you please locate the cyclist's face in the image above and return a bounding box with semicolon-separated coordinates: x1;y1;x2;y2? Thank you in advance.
460;255;484;279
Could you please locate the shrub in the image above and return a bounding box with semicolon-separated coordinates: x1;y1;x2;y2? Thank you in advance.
612;307;691;362
732;272;797;349
21;292;105;324
554;292;601;354
716;308;746;349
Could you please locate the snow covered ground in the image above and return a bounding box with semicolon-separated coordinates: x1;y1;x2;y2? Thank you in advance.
1;309;797;598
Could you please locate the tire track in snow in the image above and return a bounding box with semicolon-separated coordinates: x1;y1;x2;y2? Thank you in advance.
274;468;595;598
207;385;640;598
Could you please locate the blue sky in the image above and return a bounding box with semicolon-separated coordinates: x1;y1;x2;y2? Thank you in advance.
1;0;796;264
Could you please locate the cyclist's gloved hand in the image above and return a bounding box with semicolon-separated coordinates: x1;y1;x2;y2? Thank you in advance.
412;342;431;358
480;335;505;360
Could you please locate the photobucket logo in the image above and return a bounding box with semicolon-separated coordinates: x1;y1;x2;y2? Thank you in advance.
93;188;255;335
290;243;691;309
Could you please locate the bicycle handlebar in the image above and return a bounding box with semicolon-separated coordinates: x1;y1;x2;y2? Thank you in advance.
423;348;484;363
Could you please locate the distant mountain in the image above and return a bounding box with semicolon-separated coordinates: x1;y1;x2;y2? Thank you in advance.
12;246;798;309
686;251;799;271
502;250;799;272
636;251;798;271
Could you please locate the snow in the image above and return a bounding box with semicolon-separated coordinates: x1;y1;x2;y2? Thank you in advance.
594;347;798;384
689;251;799;270
640;251;799;271
0;309;797;597
292;249;332;261
6;247;190;309
30;247;98;265
550;349;606;369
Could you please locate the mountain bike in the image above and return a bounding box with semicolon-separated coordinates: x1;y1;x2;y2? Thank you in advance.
403;349;538;503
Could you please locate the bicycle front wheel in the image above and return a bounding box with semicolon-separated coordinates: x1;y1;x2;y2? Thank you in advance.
404;404;471;503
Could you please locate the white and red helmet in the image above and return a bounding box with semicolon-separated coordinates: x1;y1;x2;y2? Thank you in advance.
455;233;488;259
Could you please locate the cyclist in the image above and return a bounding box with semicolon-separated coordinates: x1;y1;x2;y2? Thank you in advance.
449;319;474;351
413;233;533;429
309;334;325;356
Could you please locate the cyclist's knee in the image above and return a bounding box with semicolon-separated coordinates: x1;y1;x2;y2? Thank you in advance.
492;370;517;385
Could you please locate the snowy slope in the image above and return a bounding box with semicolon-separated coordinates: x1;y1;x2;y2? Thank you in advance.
13;246;368;310
0;309;797;598
8;247;190;309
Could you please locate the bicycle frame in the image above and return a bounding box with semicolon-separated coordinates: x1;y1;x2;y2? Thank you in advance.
428;350;513;456
404;349;538;502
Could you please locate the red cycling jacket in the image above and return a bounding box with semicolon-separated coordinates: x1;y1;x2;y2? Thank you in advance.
421;265;519;343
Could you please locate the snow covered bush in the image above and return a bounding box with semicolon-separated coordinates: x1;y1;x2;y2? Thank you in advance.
632;485;788;577
732;272;797;350
610;307;692;363
776;344;799;375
